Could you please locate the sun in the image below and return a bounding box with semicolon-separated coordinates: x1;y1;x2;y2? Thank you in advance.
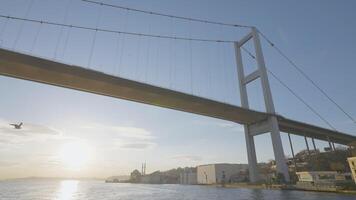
59;141;92;170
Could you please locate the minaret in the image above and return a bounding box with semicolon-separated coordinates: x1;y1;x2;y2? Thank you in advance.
141;163;144;175
144;162;146;175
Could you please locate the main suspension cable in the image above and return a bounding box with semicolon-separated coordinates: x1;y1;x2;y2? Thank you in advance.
81;0;354;125
258;29;356;124
267;69;336;130
242;47;337;130
81;0;252;29
0;14;234;43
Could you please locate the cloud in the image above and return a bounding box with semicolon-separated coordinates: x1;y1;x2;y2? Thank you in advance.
111;127;154;140
113;137;155;150
0;138;11;144
81;124;154;140
0;119;73;148
40;159;62;167
0;119;157;151
193;119;244;132
171;155;203;162
216;122;239;128
0;160;20;167
119;142;156;150
81;123;157;150
0;120;60;137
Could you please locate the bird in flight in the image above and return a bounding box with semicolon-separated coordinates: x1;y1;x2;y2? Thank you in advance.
9;122;23;129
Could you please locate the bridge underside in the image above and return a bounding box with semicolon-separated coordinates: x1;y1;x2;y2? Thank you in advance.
0;48;355;145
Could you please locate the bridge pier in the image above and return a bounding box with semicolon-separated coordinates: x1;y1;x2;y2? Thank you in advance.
288;133;297;171
312;138;317;151
235;27;290;182
269;116;290;181
244;125;259;182
304;135;310;155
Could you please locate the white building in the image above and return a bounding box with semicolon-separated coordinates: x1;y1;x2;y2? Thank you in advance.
197;163;248;184
347;157;356;184
179;169;197;185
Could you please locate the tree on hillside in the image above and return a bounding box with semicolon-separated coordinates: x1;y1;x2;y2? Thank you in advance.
301;149;350;172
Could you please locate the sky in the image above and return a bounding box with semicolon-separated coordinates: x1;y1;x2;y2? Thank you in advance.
0;0;356;179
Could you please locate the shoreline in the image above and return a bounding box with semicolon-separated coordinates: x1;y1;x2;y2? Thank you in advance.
205;183;356;195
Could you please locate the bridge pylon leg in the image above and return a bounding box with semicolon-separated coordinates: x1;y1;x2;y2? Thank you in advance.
235;27;290;183
269;116;290;182
244;125;259;182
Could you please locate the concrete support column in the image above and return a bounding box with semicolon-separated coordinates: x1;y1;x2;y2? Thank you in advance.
244;125;259;182
269;116;290;181
312;138;317;152
235;38;259;183
327;137;333;151
332;142;336;151
288;133;297;171
252;27;290;182
304;136;310;155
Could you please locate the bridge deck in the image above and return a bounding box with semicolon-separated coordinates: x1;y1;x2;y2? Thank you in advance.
0;48;355;145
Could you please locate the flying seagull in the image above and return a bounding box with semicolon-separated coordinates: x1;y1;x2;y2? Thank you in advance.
9;122;23;129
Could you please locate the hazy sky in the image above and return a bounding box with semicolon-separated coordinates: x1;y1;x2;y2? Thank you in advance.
0;0;356;179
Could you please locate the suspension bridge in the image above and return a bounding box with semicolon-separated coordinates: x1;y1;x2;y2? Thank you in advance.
0;0;355;182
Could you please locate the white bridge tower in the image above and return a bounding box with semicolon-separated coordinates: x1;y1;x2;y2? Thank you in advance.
234;27;290;182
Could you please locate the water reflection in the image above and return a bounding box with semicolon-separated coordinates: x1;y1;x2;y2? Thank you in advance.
1;180;354;200
249;189;264;200
55;180;78;200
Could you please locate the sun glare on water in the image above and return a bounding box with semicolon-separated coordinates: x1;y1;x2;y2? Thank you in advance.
59;141;92;170
56;180;78;200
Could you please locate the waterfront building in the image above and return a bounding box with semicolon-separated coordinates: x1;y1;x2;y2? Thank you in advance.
140;170;179;184
296;171;353;191
141;171;162;184
197;163;248;184
296;171;351;183
347;157;356;184
179;168;197;185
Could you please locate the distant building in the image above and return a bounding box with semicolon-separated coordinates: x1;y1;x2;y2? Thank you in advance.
229;170;249;182
130;169;142;183
141;170;179;184
295;171;352;192
141;171;162;184
197;163;248;184
347;157;356;184
105;175;130;183
179;168;197;185
348;141;356;156
296;171;350;183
